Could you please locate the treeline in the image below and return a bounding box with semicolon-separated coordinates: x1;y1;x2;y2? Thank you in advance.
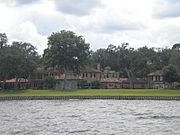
0;30;180;89
89;43;180;87
0;33;40;89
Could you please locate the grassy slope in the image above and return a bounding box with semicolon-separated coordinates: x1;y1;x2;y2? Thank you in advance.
0;89;180;96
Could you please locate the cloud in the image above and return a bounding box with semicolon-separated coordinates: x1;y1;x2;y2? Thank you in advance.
100;19;145;33
147;19;180;47
153;0;180;18
53;0;101;16
0;0;40;6
30;14;70;35
10;21;47;54
27;0;70;35
1;0;180;54
15;0;38;5
71;10;146;34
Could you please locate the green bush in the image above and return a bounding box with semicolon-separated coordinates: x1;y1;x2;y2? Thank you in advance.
43;76;55;89
78;80;89;89
90;80;100;89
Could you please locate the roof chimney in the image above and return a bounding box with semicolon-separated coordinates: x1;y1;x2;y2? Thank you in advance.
97;63;100;70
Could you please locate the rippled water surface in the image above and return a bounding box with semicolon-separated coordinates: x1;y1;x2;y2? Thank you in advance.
0;100;180;135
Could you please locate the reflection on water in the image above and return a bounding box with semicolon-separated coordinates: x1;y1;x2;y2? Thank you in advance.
0;100;180;135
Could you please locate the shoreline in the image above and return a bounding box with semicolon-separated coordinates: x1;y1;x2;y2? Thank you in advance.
0;96;180;101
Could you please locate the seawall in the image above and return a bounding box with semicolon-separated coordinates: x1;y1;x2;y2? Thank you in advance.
0;96;180;101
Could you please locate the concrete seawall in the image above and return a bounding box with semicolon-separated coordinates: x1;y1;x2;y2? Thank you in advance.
0;96;180;101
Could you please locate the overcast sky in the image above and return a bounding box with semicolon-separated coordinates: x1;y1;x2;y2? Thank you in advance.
0;0;180;54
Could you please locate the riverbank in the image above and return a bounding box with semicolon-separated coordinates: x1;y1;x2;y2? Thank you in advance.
0;89;180;100
0;89;180;96
0;96;180;101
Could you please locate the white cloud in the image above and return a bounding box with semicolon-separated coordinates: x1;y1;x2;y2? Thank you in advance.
0;0;180;54
153;0;180;18
11;21;47;54
53;0;101;16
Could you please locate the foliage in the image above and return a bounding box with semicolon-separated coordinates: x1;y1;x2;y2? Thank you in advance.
43;76;55;89
172;43;180;51
163;64;180;85
11;42;39;78
90;48;109;69
43;30;90;89
78;80;89;89
43;30;90;71
78;80;101;89
0;33;8;48
104;66;119;78
90;80;100;89
0;38;39;89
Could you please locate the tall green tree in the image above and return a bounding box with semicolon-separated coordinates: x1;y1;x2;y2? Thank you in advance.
163;64;180;88
172;43;180;51
169;48;180;69
43;30;90;89
91;48;109;70
0;41;39;89
11;42;39;79
0;33;8;48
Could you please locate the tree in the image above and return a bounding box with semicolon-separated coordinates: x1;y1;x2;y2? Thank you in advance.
115;43;136;88
43;30;90;89
0;41;39;89
0;33;8;48
90;48;109;70
90;80;100;89
11;41;39;79
172;43;180;51
163;64;180;88
169;49;180;69
43;76;55;89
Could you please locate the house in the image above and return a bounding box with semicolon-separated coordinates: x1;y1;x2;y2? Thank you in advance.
147;70;166;89
55;68;102;89
55;72;82;89
100;78;121;89
100;77;147;89
79;68;101;82
0;78;29;89
29;67;102;89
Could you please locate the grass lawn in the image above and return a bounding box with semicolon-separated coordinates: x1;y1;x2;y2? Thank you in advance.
0;89;180;96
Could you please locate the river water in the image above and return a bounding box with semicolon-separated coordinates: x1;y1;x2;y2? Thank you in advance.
0;100;180;135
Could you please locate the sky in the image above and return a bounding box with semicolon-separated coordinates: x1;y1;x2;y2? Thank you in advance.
0;0;180;54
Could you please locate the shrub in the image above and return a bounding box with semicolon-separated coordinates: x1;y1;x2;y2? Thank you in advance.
90;80;100;89
43;76;55;89
78;80;89;89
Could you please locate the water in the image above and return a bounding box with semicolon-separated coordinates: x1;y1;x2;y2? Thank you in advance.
0;100;180;135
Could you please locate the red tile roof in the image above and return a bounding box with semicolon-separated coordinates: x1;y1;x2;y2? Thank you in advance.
147;70;163;76
100;78;128;83
0;78;28;83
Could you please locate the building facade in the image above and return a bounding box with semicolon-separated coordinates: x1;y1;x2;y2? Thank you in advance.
147;70;166;89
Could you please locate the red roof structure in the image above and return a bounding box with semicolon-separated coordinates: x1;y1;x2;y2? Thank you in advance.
0;78;28;83
147;70;163;76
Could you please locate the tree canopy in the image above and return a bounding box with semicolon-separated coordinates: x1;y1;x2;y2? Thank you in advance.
0;31;180;89
43;30;90;89
43;30;90;72
0;33;8;48
0;37;39;89
163;64;180;87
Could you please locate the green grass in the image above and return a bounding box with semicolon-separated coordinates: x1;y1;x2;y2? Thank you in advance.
0;89;180;96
